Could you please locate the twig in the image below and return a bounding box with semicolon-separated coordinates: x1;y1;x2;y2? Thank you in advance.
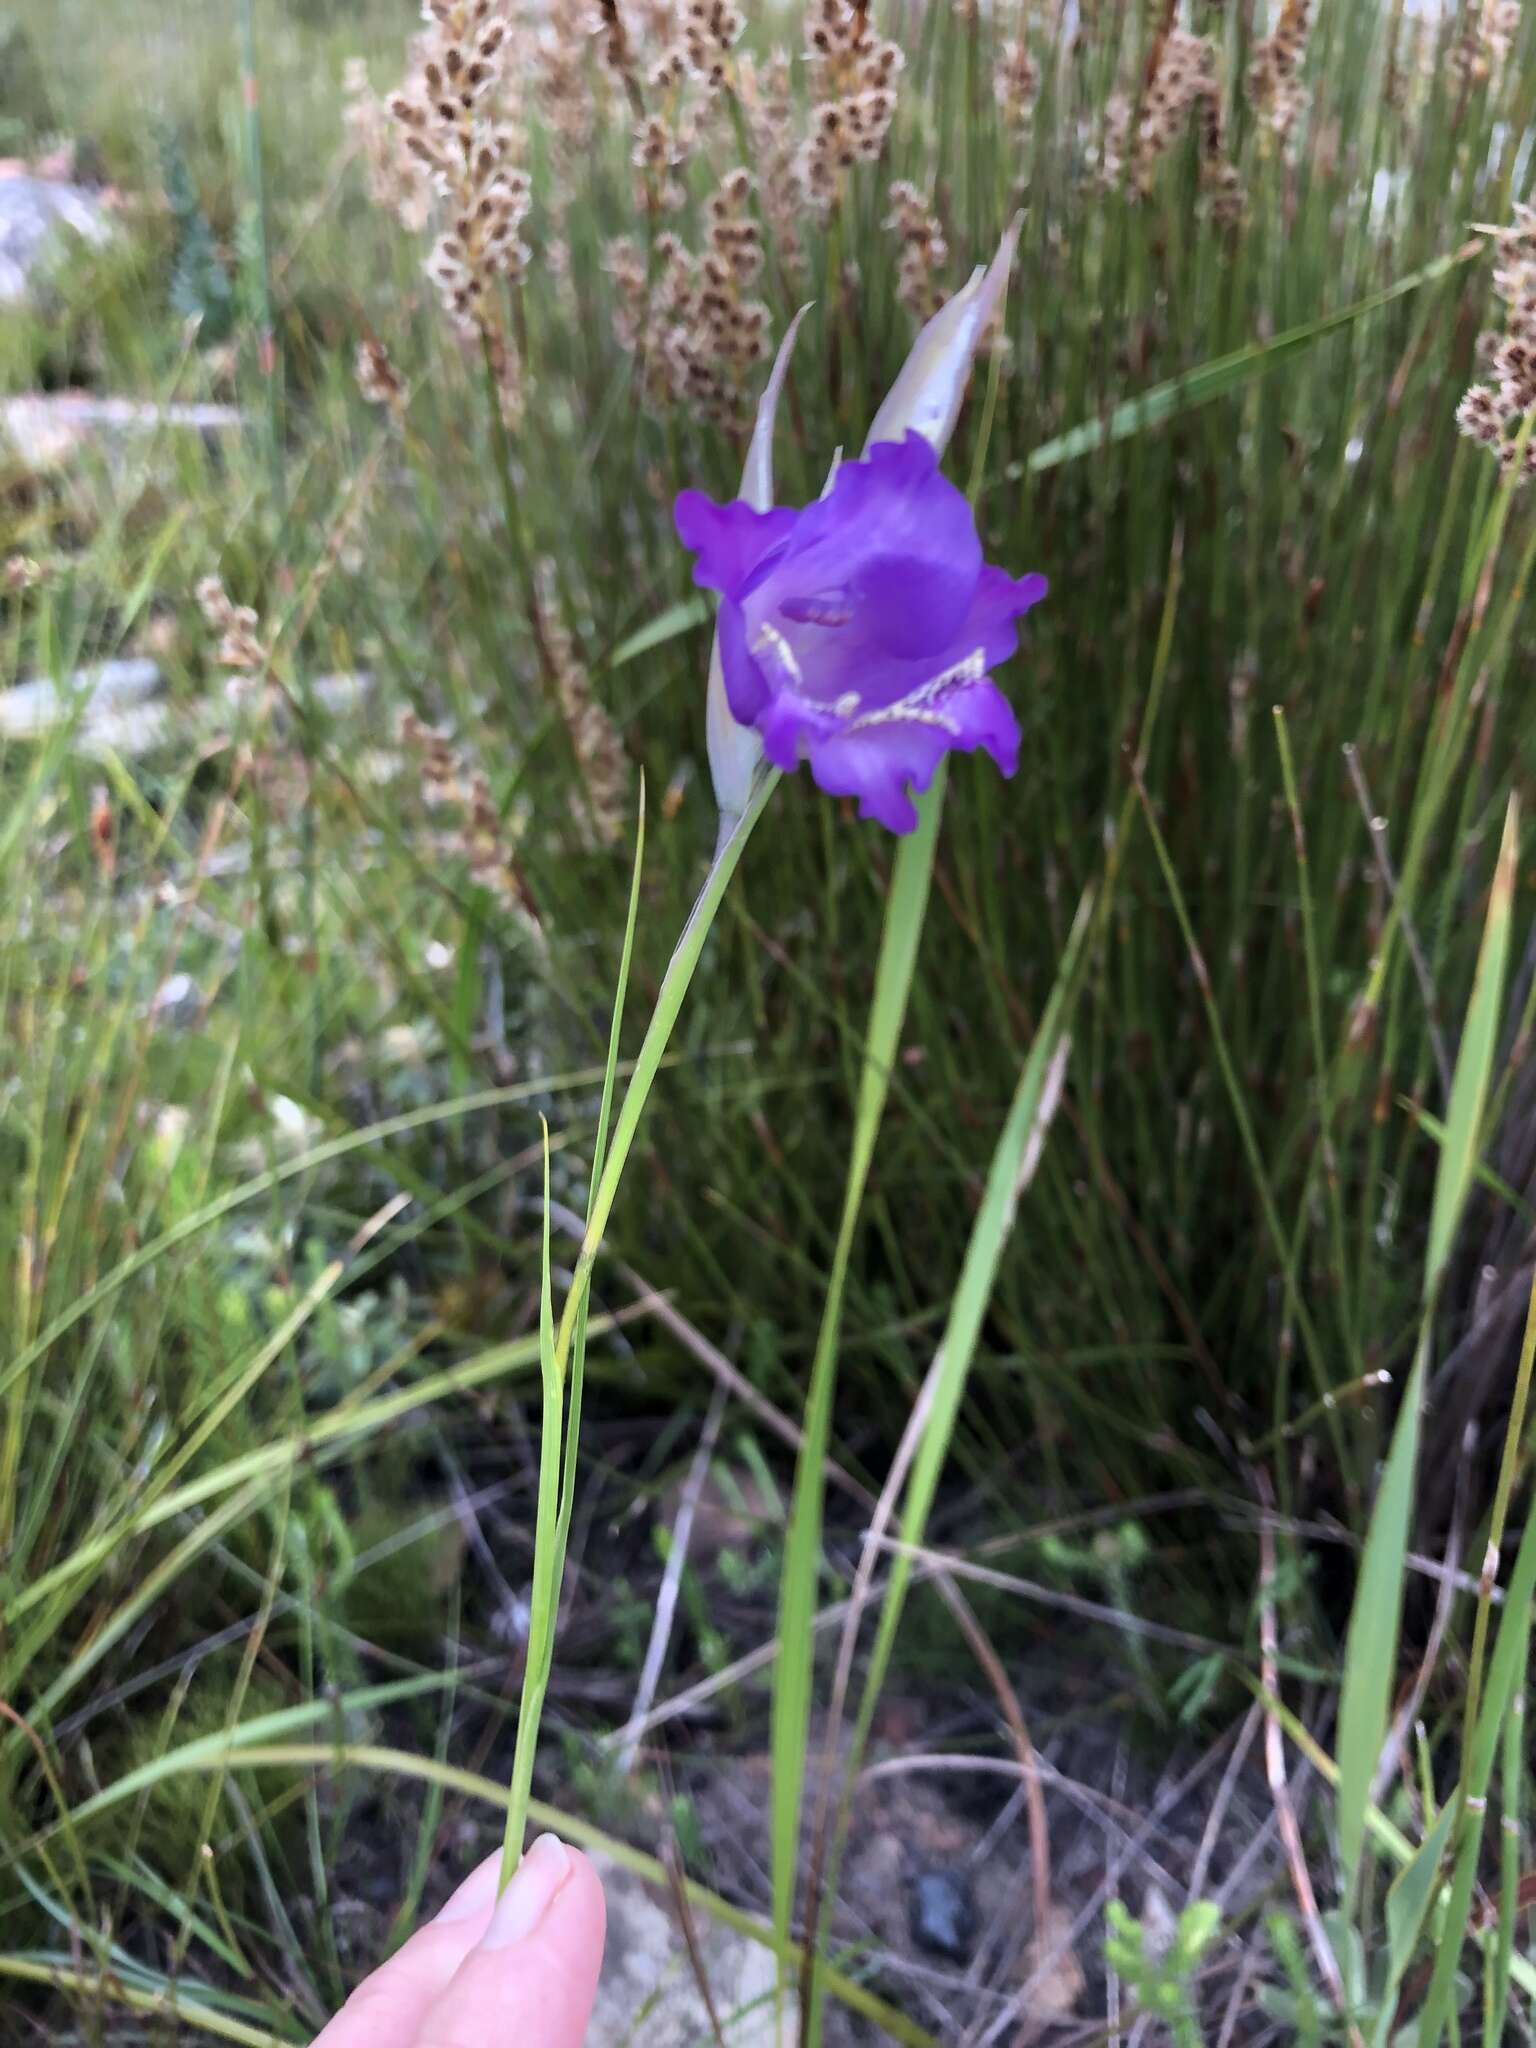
1373;1425;1470;1800
1254;1469;1354;2034
661;1832;728;2048
615;1385;729;1777
544;1200;1044;1775
870;1538;1231;1657
1188;1704;1263;1902
969;1734;1243;2048
799;1351;1053;2039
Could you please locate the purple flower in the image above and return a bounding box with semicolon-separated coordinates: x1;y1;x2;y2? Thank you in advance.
674;432;1046;834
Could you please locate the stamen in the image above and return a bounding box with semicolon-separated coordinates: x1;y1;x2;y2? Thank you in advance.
833;691;861;717
781;592;854;628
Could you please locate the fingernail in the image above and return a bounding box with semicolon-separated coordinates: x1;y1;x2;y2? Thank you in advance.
479;1834;571;1950
433;1855;501;1926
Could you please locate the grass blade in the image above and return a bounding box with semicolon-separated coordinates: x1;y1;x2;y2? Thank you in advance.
501;1123;562;1884
770;761;949;2008
1026;244;1479;472
1336;797;1519;1901
503;788;648;1879
1416;1280;1536;2046
0;1960;291;2048
802;884;1095;2043
1425;798;1520;1301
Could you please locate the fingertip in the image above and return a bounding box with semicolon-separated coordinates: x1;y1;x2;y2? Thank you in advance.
556;1847;608;1962
432;1850;503;1926
417;1842;607;2047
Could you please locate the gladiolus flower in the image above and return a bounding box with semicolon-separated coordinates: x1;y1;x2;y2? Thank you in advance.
684;217;1044;836
675;434;1045;832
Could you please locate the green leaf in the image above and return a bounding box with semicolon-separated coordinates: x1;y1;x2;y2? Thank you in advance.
1335;1327;1426;1903
1027;244;1479;473
771;761;950;2012
1336;797;1519;1903
501;1120;563;1884
1384;1796;1457;1989
843;883;1095;1749
1425;798;1519;1299
609;596;709;668
1417;1283;1536;2047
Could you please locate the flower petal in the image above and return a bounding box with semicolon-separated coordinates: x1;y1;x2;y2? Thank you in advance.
805;677;1021;832
716;597;771;724
959;564;1049;668
674;492;799;602
755;433;982;667
755;682;839;775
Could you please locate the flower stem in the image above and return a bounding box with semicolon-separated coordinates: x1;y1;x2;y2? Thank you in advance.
499;768;779;1880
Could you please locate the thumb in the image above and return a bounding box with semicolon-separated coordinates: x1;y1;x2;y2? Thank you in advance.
414;1835;605;2048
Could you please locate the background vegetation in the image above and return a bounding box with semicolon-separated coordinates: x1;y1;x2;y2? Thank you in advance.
2;0;1535;2038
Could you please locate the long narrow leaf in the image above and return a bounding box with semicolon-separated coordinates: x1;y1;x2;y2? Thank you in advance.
502;1123;562;1884
801;886;1094;2048
770;762;948;1999
1027;245;1478;472
1336;797;1519;1900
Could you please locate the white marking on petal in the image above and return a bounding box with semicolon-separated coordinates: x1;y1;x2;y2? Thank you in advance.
833;691;861;716
843;647;986;738
906;647;987;705
753;621;804;685
846;705;964;736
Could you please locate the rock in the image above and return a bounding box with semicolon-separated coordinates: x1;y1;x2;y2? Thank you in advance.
2;392;244;475
588;1854;784;2047
909;1865;977;1962
0;657;165;752
0;171;111;304
0;661;371;759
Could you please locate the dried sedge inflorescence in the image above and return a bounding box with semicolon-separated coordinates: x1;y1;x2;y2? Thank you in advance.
387;0;533;426
631;109;693;215
536;561;630;849
197;577;289;801
608;167;769;424
4;554;44;593
1100;31;1242;223
886;180;949;318
537;1;605;164
994;35;1039;137
356;337;407;416
800;0;904;216
739;47;804;277
1452;0;1524;91
1456;207;1536;482
620;1;741;216
683;0;745;91
1248;0;1311;145
397;708;537;919
197;576;266;675
343;57;432;232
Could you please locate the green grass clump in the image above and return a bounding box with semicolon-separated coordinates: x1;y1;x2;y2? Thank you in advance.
1;0;1535;2038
